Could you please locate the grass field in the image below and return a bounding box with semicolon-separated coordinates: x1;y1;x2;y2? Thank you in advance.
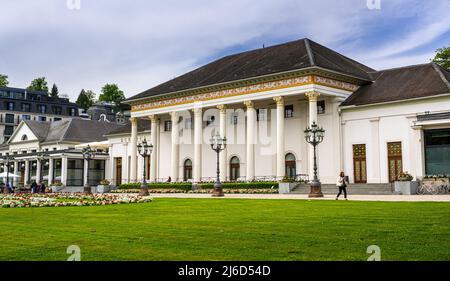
0;198;449;261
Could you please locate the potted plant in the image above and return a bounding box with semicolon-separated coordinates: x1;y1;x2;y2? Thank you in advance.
394;171;418;195
96;179;111;193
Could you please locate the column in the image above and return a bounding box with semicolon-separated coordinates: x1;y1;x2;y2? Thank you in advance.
244;101;256;181
24;160;30;185
83;159;89;186
130;117;138;182
149;115;158;182
170;111;179;182
61;156;68;186
273;96;285;180
193;107;202;183
13;161;18;187
217;105;227;182
48;158;54;185
36;159;42;184
305;91;320;180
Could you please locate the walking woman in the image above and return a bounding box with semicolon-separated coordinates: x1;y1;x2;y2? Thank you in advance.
336;172;348;200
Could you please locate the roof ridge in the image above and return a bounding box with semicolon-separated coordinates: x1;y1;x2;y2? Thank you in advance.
304;38;315;66
371;62;432;73
431;62;450;90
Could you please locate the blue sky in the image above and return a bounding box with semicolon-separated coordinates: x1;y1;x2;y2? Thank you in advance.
0;0;449;100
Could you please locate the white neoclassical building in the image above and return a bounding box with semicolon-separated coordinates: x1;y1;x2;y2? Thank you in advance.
108;38;450;187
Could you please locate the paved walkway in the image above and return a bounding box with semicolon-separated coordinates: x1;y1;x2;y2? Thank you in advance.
150;193;450;202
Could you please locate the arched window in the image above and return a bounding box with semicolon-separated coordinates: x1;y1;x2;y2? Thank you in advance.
21;134;28;141
229;156;240;181
285;153;296;178
183;159;192;181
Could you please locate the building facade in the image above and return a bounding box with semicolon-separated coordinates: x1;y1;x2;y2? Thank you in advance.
0;86;79;143
112;38;450;186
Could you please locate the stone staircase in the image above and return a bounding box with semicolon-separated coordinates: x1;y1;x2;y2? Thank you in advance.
291;183;398;195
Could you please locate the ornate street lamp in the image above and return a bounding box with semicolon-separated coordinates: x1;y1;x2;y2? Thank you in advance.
82;145;95;195
36;150;48;184
1;154;14;193
304;121;325;198
209;132;227;197
137;138;153;196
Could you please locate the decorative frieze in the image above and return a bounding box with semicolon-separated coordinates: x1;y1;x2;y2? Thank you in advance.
132;75;358;112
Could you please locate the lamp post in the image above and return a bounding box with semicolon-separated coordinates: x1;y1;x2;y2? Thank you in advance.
36;150;48;184
137;138;153;196
2;154;14;193
209;132;227;197
304;121;325;198
82;145;95;195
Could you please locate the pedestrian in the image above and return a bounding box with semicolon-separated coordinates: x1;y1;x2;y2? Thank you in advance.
40;182;46;193
31;181;37;194
336;171;348;200
167;176;172;183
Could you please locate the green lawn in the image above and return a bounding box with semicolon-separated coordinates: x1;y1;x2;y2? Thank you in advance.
0;198;449;261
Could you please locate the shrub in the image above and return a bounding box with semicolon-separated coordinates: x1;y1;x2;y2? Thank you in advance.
119;182;278;190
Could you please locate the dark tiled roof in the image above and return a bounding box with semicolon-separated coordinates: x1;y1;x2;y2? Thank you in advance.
127;38;374;101
341;63;450;106
106;118;152;135
23;119;125;143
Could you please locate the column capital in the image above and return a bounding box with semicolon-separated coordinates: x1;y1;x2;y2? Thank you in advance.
130;117;139;125
169;111;178;118
217;104;227;113
244;101;254;109
305;91;320;102
273;96;284;106
149;115;158;122
192;107;202;115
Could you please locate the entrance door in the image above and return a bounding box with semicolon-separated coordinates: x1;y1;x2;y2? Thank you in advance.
115;157;122;186
229;156;240;181
387;142;402;182
353;144;367;183
183;159;192;181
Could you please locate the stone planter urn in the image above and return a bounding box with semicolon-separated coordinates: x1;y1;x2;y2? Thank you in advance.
279;182;298;194
394;181;418;195
96;185;111;194
51;185;64;193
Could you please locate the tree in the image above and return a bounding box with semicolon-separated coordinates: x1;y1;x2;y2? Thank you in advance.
98;84;125;105
50;83;59;98
76;89;96;110
27;77;49;92
432;45;450;70
0;74;8;87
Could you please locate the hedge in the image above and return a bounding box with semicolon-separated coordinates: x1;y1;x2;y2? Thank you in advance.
119;182;278;190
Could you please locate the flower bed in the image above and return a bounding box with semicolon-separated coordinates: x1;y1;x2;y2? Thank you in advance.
0;193;152;208
112;188;278;194
119;182;279;190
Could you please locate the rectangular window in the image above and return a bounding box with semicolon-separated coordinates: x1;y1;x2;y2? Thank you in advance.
185;118;192;129
52;106;62;115
4;125;14;136
37;104;46;114
317;100;326;114
425;129;450;175
256;109;266;122
88;160;105;186
21;103;31;112
5;102;15;111
67;159;84;186
22;115;31;120
38;116;47;122
52;159;62;184
68;108;77;116
284;105;294;118
53;117;62;122
164;120;172;132
5;113;14;124
231;113;239;125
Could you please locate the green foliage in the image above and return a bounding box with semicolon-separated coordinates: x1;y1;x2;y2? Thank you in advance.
76;89;96;110
0;74;8;87
99;84;125;106
50;83;59;98
119;182;278;190
27;77;49;92
432;45;450;70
